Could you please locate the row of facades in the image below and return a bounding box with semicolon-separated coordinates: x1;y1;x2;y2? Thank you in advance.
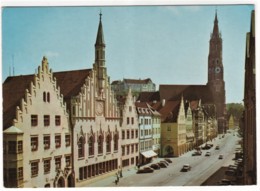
3;13;222;188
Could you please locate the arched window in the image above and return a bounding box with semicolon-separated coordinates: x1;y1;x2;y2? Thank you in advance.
89;136;94;156
78;137;85;158
98;135;103;154
106;134;111;153
43;92;46;102
114;133;118;151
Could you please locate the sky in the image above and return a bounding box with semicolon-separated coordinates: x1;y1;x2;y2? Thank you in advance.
1;3;255;104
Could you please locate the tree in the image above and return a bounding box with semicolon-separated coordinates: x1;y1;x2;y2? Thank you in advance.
226;103;244;126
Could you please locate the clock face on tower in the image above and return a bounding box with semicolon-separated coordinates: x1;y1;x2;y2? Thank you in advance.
215;67;221;73
96;101;104;116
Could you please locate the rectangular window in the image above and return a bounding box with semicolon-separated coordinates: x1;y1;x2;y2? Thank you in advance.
131;130;134;139
55;135;61;148
31;162;39;177
131;145;134;153
43;159;51;174
31;115;38;126
122;146;125;156
44;115;50;126
65;134;70;147
18;167;23;180
55;157;62;170
79;167;84;180
136;130;138;138
55;115;61;126
65;155;71;167
136;144;138;152
31;137;38;151
127;117;129;125
127;130;130;139
122;131;125;140
44;135;50;150
8;141;16;154
17;141;23;153
131;117;134;124
127;145;130;155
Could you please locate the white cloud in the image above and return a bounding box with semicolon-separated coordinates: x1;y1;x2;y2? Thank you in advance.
45;51;59;58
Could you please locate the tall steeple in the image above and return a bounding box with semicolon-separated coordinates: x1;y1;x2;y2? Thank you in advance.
94;11;107;94
212;10;220;39
207;11;226;134
95;12;105;47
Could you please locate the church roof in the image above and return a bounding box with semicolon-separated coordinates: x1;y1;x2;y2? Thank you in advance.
159;84;214;103
3;69;92;130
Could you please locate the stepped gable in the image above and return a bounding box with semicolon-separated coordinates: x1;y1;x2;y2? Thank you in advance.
3;75;34;129
3;69;92;130
159;84;214;103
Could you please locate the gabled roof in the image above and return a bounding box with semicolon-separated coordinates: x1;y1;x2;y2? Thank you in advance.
159;84;214;103
3;69;92;130
3;75;35;129
149;100;180;123
53;69;92;100
137;91;160;102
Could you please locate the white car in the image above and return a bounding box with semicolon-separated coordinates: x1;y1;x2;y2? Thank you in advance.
181;164;191;172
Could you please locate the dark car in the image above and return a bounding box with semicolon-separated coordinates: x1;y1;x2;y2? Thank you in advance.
218;179;232;185
215;145;220;150
137;167;154;174
192;151;202;156
219;154;223;159
160;160;169;166
164;158;172;163
150;163;160;170
158;162;167;168
181;164;191;172
205;151;211;156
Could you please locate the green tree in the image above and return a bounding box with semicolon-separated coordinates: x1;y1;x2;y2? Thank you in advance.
226;103;244;125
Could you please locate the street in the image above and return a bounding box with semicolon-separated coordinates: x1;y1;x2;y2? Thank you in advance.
114;130;241;186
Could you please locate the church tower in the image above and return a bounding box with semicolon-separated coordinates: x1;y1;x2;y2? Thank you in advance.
207;11;226;133
93;12;107;94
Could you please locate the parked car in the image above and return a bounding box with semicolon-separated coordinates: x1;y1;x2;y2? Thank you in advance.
137;167;154;174
160;160;169;166
181;164;191;172
219;154;224;159
225;169;237;176
218;179;232;185
205;151;211;156
158;162;167;168
164;158;172;163
215;145;220;150
192;151;202;156
150;163;160;170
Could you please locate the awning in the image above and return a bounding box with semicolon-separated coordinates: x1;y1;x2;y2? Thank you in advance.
141;150;158;158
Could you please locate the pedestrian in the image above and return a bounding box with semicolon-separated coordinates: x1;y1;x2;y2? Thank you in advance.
115;179;118;185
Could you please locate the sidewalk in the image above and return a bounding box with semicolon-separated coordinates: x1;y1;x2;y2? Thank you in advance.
85;167;138;187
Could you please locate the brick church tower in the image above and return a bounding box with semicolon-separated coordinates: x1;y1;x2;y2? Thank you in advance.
207;11;227;133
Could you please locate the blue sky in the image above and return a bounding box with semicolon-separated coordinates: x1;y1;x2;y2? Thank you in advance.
2;5;254;103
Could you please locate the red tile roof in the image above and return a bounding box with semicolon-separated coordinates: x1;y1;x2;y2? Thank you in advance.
159;84;214;103
3;69;92;130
